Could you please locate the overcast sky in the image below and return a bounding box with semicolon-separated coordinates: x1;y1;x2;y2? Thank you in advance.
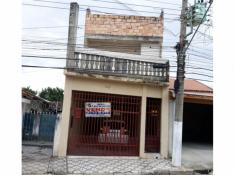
22;0;213;91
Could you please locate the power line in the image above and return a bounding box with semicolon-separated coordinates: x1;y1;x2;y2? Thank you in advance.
190;45;212;51
21;64;212;77
79;4;180;16
185;72;212;78
22;46;212;65
168;57;213;68
196;30;213;40
185;0;213;51
188;48;212;57
170;64;213;71
143;0;181;6
22;46;176;54
31;0;181;11
23;26;81;30
22;54;213;77
22;39;176;49
21;64;213;81
172;76;213;82
22;44;175;51
187;53;213;61
22;55;169;65
22;3;181;20
22;3;69;10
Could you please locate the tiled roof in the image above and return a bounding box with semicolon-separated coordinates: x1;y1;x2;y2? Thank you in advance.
169;78;213;93
22;89;51;103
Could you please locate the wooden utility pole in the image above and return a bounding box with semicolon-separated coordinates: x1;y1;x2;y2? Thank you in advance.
172;0;188;167
66;2;79;68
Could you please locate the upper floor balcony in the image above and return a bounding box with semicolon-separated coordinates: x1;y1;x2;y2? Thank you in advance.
66;48;169;84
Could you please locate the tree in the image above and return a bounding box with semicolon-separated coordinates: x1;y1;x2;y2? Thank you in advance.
39;87;64;102
22;86;37;95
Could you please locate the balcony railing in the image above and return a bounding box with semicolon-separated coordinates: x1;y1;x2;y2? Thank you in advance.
66;49;169;83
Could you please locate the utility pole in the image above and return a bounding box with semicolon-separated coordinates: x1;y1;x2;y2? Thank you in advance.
172;0;188;167
66;2;79;69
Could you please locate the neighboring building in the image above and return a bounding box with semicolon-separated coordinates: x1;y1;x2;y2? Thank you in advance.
56;9;170;158
168;78;213;157
22;89;51;114
22;89;61;142
22;89;62;113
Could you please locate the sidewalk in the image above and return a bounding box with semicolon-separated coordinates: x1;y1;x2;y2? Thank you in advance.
22;146;206;175
24;157;195;175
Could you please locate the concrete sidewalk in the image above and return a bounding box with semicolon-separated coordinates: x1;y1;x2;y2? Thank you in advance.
23;157;194;175
48;157;194;175
182;143;213;170
22;146;210;175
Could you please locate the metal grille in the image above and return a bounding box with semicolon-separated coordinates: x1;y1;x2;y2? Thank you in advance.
145;98;161;153
67;91;141;156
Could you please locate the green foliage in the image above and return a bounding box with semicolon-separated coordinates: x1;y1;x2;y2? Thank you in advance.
22;86;37;95
39;87;64;102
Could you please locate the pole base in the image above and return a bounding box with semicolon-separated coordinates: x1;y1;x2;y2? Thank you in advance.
172;121;183;167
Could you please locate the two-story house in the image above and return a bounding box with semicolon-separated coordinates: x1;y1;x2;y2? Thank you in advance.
56;4;170;159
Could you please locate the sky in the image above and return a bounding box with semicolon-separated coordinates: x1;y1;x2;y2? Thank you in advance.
22;0;213;91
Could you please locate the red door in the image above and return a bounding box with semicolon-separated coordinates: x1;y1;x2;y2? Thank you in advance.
145;98;161;153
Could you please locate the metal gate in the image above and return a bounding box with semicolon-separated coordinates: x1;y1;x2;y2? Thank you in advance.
145;98;161;153
22;112;57;142
67;91;141;156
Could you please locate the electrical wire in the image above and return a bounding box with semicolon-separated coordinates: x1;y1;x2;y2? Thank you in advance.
22;0;213;82
21;64;213;82
31;0;182;12
188;48;212;57
22;54;213;75
185;0;213;51
22;46;212;66
22;3;181;20
23;26;81;30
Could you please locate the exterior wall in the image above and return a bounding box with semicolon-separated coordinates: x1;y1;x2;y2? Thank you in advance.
84;12;163;58
22;98;31;115
85;39;141;55
56;75;169;158
160;87;169;158
85;13;163;37
85;40;162;57
141;43;161;59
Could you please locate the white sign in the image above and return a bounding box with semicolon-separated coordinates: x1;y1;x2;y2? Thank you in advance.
85;102;111;117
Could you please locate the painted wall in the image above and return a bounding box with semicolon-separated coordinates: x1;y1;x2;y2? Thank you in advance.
141;43;162;59
85;39;141;55
22;98;31;115
55;74;169;158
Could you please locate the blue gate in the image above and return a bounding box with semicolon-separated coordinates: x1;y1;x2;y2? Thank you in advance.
22;112;57;142
22;112;35;140
39;114;57;141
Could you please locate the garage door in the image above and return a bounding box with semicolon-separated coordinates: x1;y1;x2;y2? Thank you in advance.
67;90;141;156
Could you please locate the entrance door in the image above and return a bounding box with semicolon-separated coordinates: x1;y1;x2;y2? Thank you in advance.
145;98;161;153
67;90;141;156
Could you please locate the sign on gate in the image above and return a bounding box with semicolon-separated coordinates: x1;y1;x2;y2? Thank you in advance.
85;102;111;117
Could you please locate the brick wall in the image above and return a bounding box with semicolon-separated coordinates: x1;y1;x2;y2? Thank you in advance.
85;12;164;37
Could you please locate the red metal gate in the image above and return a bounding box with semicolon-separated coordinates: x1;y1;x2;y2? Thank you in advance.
67;90;141;156
145;98;161;153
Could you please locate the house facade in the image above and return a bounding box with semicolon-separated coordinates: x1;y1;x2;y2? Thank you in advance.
168;79;213;157
56;9;170;158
